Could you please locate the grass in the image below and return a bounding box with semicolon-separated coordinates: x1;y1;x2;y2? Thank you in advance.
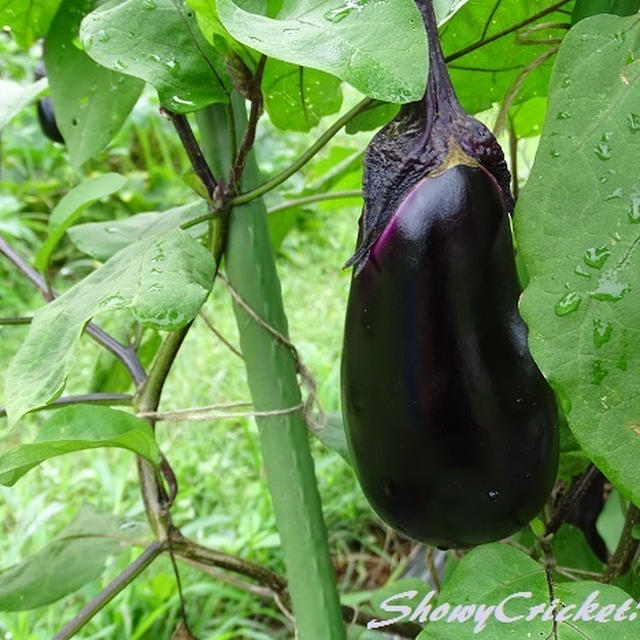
0;55;394;638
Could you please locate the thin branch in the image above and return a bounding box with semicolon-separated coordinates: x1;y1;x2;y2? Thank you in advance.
0;316;32;325
0;234;146;386
0;393;133;419
604;504;640;583
53;541;165;640
161;109;218;200
545;464;600;537
229;97;375;207
227;55;267;197
137;402;303;422
268;190;363;215
171;531;421;638
444;0;573;63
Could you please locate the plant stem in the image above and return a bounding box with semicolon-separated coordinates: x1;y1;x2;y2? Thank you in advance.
444;0;573;63
0;234;146;385
604;504;640;583
162;109;218;200
268;190;363;214
229;97;374;207
53;541;165;640
545;464;600;537
202;98;346;638
0;316;32;325
0;393;133;419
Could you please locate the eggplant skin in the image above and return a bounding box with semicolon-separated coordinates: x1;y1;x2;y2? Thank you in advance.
341;163;558;548
37;97;64;144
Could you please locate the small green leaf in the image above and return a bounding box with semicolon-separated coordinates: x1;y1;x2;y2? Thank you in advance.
45;0;144;167
0;0;63;49
262;60;343;132
0;78;48;130
0;504;146;610
35;173;126;271
313;413;351;465
5;229;215;426
0;405;161;486
515;14;640;507
67;201;208;261
572;0;640;24
215;0;428;103
80;0;230;113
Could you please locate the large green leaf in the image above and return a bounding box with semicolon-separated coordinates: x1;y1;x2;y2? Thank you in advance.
441;0;572;115
0;0;62;49
515;15;640;505
35;173;126;271
262;59;343;131
0;78;48;130
45;0;144;167
4;229;215;426
0;405;161;486
67;200;207;261
0;505;146;610
80;0;230;114
414;544;638;638
572;0;640;24
215;0;428;103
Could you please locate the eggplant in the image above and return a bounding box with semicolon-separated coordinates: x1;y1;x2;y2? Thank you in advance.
35;60;64;144
340;0;558;548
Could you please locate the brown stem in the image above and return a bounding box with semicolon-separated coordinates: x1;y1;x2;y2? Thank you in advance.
604;504;640;583
0;392;133;419
161;109;218;200
227;55;267;197
0;234;146;385
545;464;600;537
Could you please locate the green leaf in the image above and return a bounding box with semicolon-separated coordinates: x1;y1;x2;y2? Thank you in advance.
0;0;63;49
440;0;570;115
45;0;144;167
4;229;215;426
345;102;400;135
510;96;548;139
514;14;640;506
80;0;230;114
572;0;640;24
67;200;207;261
0;505;145;610
414;544;638;638
312;413;351;464
551;524;605;580
262;59;343;132
0;78;48;130
597;490;627;554
0;405;161;486
35;173;126;271
215;0;428;103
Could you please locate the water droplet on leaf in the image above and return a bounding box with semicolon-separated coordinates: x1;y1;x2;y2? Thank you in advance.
554;291;581;316
593;319;613;348
583;246;611;269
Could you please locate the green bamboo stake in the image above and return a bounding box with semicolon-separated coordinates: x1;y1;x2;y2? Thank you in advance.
196;99;346;639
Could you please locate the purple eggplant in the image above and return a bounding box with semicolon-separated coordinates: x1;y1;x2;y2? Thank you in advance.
340;0;558;548
35;60;64;145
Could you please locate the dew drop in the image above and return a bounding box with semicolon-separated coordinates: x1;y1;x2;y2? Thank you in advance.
550;149;561;159
627;113;640;133
583;246;611;269
595;142;613;161
591;360;608;385
488;490;499;501
575;265;591;278
114;58;128;71
590;272;631;302
562;76;571;88
554;291;582;316
97;29;110;43
323;7;351;22
105;226;119;234
628;194;640;223
598;175;608;184
142;0;157;9
605;187;623;201
593;319;613;348
556;111;570;120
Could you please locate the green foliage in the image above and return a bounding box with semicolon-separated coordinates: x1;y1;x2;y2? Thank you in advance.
515;14;640;506
5;229;216;426
0;0;62;49
80;0;231;114
0;78;47;130
35;173;126;271
45;0;144;167
215;0;428;103
0;406;161;486
572;0;640;24
0;505;145;611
